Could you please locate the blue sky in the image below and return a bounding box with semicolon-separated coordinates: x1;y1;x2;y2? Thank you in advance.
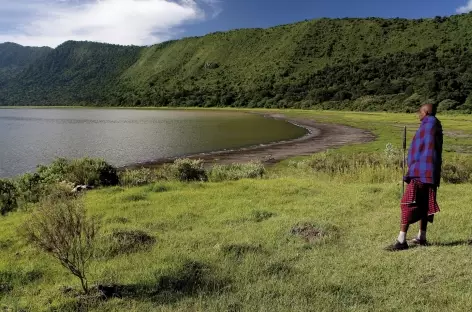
185;0;472;38
1;0;472;47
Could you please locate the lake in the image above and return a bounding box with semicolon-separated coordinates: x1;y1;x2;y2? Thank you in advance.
0;109;307;178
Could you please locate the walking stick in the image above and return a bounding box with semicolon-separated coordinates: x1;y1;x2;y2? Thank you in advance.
402;126;407;195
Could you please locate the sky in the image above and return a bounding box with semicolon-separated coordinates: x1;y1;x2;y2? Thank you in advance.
1;0;472;48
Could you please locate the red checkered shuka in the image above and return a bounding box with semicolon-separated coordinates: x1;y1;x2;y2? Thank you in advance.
400;179;440;225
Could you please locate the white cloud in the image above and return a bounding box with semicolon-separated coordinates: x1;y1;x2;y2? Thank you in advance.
457;0;472;13
0;0;221;47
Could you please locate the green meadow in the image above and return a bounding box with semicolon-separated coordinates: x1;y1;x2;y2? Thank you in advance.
1;110;472;312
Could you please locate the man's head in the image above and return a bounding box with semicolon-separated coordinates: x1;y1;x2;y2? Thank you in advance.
418;103;436;121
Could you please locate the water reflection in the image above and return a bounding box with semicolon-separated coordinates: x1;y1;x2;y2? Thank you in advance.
0;109;306;177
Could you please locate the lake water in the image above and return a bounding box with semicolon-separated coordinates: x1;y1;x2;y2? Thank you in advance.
0;109;307;177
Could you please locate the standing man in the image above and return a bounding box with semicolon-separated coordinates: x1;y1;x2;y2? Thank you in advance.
386;103;443;251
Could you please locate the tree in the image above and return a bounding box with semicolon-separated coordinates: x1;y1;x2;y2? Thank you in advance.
437;99;460;112
22;197;99;294
460;94;472;112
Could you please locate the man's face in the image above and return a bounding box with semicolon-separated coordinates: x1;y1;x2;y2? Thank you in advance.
417;108;427;121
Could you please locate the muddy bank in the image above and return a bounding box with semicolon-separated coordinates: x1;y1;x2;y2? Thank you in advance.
120;113;375;170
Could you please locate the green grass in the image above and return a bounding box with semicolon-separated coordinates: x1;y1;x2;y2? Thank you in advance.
1;110;472;311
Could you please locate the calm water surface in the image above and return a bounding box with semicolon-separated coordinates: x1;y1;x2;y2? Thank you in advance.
0;109;306;177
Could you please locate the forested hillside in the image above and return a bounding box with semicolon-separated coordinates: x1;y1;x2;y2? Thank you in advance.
0;42;51;82
2;14;472;111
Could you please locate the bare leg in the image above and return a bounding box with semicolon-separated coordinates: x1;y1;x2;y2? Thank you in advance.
420;217;428;232
401;224;409;233
417;216;429;241
397;224;409;243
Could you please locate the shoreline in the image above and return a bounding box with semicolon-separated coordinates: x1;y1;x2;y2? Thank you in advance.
120;112;376;170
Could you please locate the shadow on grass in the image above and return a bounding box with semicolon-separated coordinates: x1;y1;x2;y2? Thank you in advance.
407;239;472;249
99;260;231;304
429;239;472;247
55;261;231;311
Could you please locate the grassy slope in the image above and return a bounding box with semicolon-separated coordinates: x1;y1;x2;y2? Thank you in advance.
123;15;472;89
1;110;472;311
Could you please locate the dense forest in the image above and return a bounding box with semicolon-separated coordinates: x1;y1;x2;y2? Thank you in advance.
2;14;472;112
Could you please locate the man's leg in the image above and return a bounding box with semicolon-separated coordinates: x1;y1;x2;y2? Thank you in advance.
418;216;428;240
410;215;430;245
386;223;410;251
398;223;409;244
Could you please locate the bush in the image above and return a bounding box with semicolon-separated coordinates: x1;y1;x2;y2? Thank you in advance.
15;173;46;204
36;158;70;184
21;197;100;294
437;99;460;112
442;155;472;184
0;179;19;216
208;162;266;182
169;159;208;182
37;157;119;187
66;158;119;187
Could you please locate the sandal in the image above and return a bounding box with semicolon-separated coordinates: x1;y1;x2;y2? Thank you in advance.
410;237;428;246
385;240;409;251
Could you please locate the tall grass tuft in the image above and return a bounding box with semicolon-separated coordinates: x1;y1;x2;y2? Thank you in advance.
289;144;472;184
208;161;266;182
119;168;162;187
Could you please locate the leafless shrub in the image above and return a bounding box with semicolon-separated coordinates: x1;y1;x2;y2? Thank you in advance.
21;197;99;294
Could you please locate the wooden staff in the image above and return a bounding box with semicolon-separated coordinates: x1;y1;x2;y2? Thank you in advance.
402;126;407;195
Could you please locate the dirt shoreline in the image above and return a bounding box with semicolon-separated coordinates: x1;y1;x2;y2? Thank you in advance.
120;113;376;170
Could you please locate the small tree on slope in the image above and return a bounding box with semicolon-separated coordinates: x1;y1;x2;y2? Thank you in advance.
21;196;99;294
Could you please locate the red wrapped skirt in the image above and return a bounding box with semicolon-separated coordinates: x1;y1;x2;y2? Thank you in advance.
400;179;440;225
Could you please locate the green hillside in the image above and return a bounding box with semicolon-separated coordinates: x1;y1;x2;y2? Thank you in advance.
2;14;472;111
0;41;142;106
0;42;52;82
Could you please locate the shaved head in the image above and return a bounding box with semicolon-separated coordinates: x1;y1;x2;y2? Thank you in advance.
421;103;434;115
418;103;436;121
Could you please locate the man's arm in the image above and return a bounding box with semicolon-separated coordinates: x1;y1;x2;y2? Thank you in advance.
420;119;436;182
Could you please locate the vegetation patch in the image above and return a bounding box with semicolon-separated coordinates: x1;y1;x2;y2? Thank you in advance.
122;192;148;202
0;239;13;250
0;179;19;216
100;186;125;194
290;222;339;244
106;216;129;224
0;270;43;294
106;229;156;257
441;157;472;183
264;261;293;278
146;183;169;193
365;186;383;194
119;168;163;187
319;283;374;307
250;210;275;222
221;243;265;261
167;159;208;182
208;162;265;182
